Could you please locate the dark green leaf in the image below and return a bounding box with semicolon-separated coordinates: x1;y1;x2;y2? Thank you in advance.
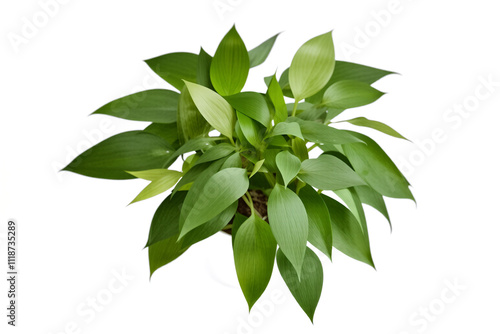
145;52;198;91
197;47;213;88
355;185;391;229
149;235;187;277
144;123;178;146
290;118;364;145
338;117;409;140
194;143;235;165
267;75;288;124
237;112;262;149
225;92;271;127
177;85;211;144
292;137;309;161
248;33;280;68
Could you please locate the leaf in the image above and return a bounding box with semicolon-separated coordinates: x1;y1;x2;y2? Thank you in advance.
184;81;235;139
129;170;183;204
290;118;364;145
334;188;367;234
149;235;187;277
145;192;186;248
177;84;211;144
268;184;308;277
277;247;323;322
234;214;277;309
225;92;271;127
321;194;374;267
127;168;175;181
278;68;293;98
355;185;391;227
298;185;333;259
174;158;225;195
248;33;280;68
267;75;288;123
237;112;262;149
194;143;235;165
341;131;414;200
197;47;213;88
292;137;308;161
231;213;248;247
250;159;265;178
144;123;178;146
299;155;366;191
166;137;218;166
92;89;179;124
322;80;384;109
181;201;238;248
210;26;250;96
338;117;409;140
62;131;173;180
269;122;304;140
276;151;301;186
221;152;243;169
145;52;198;91
180;168;249;237
306;60;395;104
289;31;335;101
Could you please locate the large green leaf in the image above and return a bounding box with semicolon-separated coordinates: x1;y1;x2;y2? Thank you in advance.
210;26;250;96
181;201;238;248
197;47;213;89
341;132;414;200
268;122;303;140
275;151;301;186
338;117;409;140
231;213;248;247
267;75;288;124
184;81;235;139
194;143;235;165
299;154;366;191
277;247;323;323
355;185;391;228
322;80;384;109
145;52;198;91
268;184;308;277
234;214;277;309
143;123;178;146
63;131;173;180
306;61;394;104
289;118;363;145
145;192;186;248
289;31;335;101
298;185;333;259
321;194;374;267
237;112;262;149
177;85;211;144
128;170;182;204
225;92;271;127
149;234;187;277
92;89;179;124
180;168;249;237
248;33;280;68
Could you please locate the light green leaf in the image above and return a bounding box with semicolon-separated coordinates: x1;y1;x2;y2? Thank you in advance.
237;112;262;149
63;131;174;180
210;26;250;96
183;81;235;139
277;247;323;323
299;155;366;191
322;80;384;109
268;184;308;277
276;151;301;186
194;143;235;165
289;31;335;101
225;92;271;127
250;159;265;178
269;122;304;140
177;82;211;144
290;118;364;145
267;75;288;124
234;214;277;309
342;131;414;200
298;185;333;259
180;168;249;237
127;168;176;181
129;170;182;204
334;188;367;234
248;33;280;68
306;60;395;104
338;117;409;140
92;89;179;124
145;192;186;248
145;52;198;91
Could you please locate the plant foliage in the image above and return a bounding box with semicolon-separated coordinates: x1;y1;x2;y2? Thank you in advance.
64;26;414;322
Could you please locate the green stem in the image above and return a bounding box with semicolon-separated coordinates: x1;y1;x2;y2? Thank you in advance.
291;100;299;117
242;193;254;215
308;143;318;152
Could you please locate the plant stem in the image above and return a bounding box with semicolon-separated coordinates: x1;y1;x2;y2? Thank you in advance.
291;100;299;117
308;143;318;152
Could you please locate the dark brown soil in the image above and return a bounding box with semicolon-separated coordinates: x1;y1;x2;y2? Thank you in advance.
223;189;268;235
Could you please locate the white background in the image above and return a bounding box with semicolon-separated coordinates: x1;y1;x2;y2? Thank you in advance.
1;0;499;333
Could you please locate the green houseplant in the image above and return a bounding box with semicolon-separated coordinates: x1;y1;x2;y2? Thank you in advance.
63;26;414;322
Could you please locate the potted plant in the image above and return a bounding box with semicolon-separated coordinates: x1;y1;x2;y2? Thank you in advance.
63;26;414;322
